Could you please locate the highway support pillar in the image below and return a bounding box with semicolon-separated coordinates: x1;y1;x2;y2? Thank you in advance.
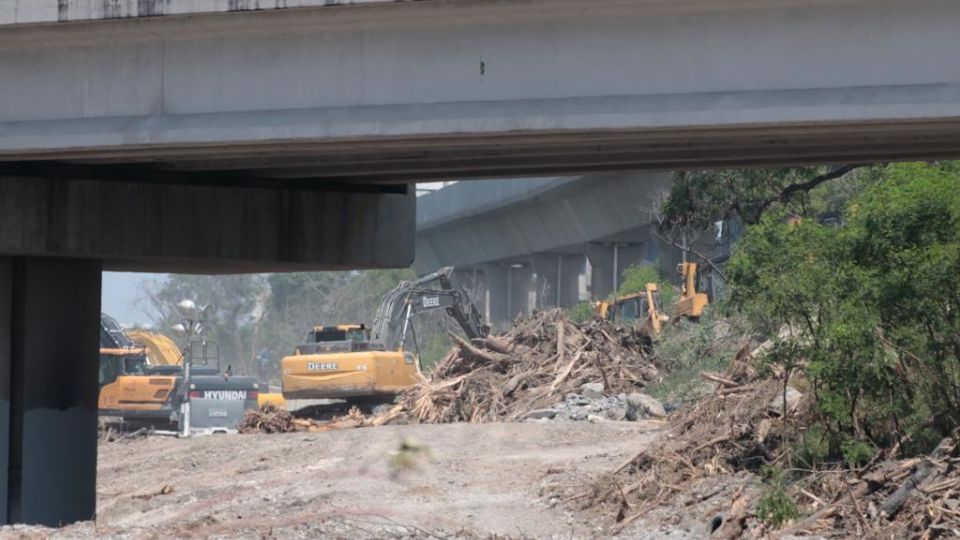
530;255;561;309
585;243;616;300
531;254;586;309
0;257;100;526
506;263;533;321
481;263;508;327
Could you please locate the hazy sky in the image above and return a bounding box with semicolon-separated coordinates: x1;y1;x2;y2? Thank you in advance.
101;272;166;326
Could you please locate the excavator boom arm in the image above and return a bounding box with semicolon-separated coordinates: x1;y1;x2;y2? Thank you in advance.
372;267;488;351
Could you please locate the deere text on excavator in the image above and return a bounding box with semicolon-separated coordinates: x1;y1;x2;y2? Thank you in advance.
281;267;488;407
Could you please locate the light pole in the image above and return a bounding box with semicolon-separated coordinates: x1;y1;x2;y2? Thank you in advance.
171;299;209;438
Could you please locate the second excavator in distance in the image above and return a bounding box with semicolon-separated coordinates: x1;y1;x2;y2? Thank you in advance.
280;267;488;409
597;261;710;337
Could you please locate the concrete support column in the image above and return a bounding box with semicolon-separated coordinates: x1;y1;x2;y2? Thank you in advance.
506;264;533;320
585;244;615;300
616;244;647;279
481;264;508;326
529;254;585;309
559;255;586;307
529;255;560;309
0;257;100;526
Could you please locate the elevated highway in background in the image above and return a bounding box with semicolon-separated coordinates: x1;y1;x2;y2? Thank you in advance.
414;174;677;323
2;0;960;527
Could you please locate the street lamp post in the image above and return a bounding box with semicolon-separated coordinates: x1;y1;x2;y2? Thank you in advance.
172;300;209;438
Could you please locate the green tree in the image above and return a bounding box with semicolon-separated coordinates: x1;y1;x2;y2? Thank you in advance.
726;162;960;454
138;274;266;375
616;262;677;309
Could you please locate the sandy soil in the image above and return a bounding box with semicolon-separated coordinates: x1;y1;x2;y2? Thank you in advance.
1;420;665;539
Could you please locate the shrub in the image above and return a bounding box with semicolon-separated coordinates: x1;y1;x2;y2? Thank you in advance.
755;467;800;527
565;301;598;323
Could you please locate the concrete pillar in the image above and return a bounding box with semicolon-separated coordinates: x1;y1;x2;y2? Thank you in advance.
585;243;615;299
559;255;586;307
506;264;533;319
616;244;647;279
530;254;585;309
0;257;100;526
483;262;533;325
481;264;508;326
529;255;560;309
586;243;650;299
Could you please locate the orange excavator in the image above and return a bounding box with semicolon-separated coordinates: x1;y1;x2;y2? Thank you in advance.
98;313;260;432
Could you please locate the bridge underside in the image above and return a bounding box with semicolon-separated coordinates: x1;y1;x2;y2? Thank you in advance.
3;0;960;181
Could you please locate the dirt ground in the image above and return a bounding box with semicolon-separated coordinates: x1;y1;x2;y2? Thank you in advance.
2;421;669;539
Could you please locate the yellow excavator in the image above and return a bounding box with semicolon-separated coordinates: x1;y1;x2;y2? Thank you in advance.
596;282;669;337
281;267;488;408
597;261;710;336
98;315;178;420
676;262;709;319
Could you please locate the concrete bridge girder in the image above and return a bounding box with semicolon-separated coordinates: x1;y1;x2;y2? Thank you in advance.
3;0;960;178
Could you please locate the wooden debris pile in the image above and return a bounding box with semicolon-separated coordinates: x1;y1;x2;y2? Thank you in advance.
593;348;797;526
239;405;380;434
387;308;660;424
784;436;960;539
585;341;960;538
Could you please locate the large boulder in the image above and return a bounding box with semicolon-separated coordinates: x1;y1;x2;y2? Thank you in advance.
626;392;667;420
768;386;803;416
580;382;605;399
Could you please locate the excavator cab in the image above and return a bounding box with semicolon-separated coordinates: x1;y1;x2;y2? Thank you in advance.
99;349;148;388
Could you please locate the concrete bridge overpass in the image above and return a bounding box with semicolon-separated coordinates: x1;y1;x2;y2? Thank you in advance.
1;0;960;527
414;173;679;324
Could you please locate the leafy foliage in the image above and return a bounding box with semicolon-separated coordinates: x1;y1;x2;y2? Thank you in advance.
138;274;265;375
756;467;800;527
660;165;866;231
615;262;678;309
726;162;960;455
565;301;598;324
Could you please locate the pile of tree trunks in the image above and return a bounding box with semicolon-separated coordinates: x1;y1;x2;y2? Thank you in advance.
240;405;379;433
585;348;794;535
382;309;660;424
784;437;960;538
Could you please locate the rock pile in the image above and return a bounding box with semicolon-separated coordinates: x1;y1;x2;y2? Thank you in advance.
523;383;668;423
